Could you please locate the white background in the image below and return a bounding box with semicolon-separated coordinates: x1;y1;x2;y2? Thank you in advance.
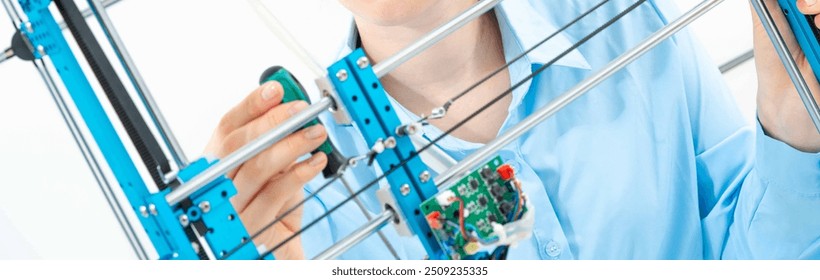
0;0;756;259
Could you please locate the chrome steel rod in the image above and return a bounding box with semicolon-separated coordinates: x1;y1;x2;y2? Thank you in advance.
750;0;820;134
87;0;189;169
35;59;147;260
60;0;121;29
246;0;326;78
338;175;400;259
313;209;394;260
719;49;754;73
371;0;503;78
1;0;21;25
0;47;12;63
435;0;725;187
166;97;333;205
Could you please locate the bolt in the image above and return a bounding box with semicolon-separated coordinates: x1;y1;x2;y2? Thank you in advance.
148;204;158;216
400;184;411;196
397;124;419;136
179;214;189;226
138;206;148;218
199;201;211;214
356;57;370;69
406;124;418;135
384;137;397;149
336;69;348;82
419;171;431;183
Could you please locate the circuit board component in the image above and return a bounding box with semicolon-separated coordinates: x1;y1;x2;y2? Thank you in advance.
420;156;529;260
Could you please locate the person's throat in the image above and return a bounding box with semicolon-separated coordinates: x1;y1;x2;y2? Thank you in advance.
355;11;511;143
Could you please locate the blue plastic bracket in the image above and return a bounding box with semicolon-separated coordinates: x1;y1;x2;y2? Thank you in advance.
328;49;445;259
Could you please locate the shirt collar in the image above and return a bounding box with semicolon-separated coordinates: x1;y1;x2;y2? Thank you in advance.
497;0;591;70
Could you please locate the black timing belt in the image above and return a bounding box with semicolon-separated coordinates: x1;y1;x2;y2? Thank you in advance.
54;0;171;189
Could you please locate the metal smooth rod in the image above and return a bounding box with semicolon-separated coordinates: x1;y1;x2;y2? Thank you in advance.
313;209;394;260
246;0;326;78
371;0;503;78
435;0;725;187
0;47;12;63
166;97;333;205
35;59;147;260
719;49;754;73
87;0;189;168
338;176;400;259
59;0;121;29
1;0;22;25
750;0;820;134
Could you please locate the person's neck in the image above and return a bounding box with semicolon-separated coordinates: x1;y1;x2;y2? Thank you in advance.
354;4;506;110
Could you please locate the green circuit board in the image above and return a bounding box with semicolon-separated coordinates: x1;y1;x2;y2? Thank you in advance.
420;156;527;260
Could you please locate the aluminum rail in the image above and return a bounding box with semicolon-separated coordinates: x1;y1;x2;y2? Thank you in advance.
165;97;333;205
750;0;820;134
2;0;145;259
313;209;395;260
36;58;148;260
87;0;189;169
435;0;726;187
371;0;503;78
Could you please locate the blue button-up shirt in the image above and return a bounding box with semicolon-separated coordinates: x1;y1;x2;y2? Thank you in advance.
296;0;820;259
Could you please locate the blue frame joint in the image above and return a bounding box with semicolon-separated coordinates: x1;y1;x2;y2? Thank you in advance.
328;48;444;259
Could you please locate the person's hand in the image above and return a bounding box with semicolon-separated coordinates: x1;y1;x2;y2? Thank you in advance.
204;81;328;259
751;0;820;152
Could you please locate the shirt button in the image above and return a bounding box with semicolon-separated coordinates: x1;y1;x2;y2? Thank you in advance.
545;240;562;258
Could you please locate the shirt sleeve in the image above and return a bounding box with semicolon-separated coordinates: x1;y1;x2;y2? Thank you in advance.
723;122;820;259
649;0;820;260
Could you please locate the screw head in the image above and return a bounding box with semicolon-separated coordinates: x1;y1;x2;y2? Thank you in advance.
148;204;158;216
419;171;431;183
138;206;149;218
407;124;418;135
36;45;45;56
384;137;397;149
400;184;411;196
356;57;370;69
336;69;348;82
199;201;211;214
179;214;189;226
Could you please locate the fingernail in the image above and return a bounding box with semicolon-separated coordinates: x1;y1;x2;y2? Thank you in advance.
305;125;324;139
261;83;281;101
807;0;817;6
309;154;326;167
288;102;308;116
